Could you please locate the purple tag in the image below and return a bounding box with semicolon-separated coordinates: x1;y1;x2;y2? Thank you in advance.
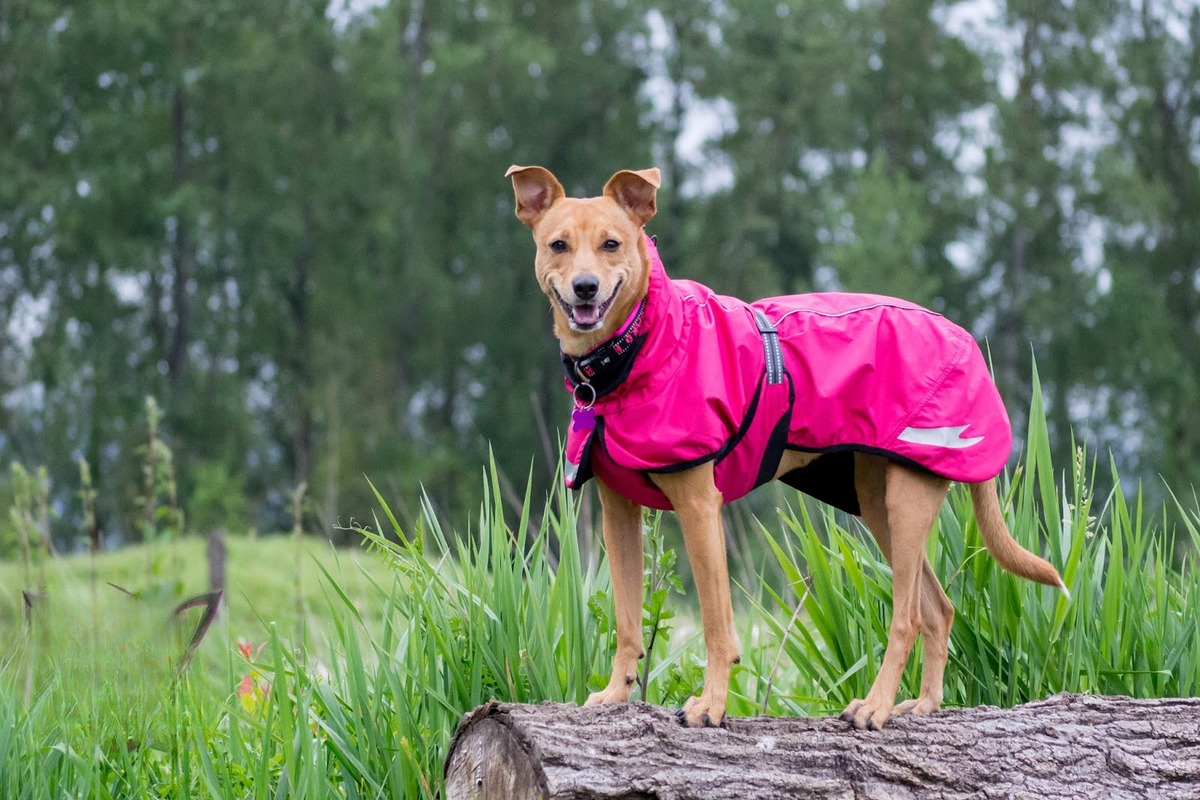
571;407;596;432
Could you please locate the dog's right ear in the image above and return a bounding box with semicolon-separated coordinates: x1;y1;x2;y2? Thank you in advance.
505;165;565;228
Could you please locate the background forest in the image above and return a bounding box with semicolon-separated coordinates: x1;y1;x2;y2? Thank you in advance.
2;0;1199;551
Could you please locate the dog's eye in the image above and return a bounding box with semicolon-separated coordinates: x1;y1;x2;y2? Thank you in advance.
549;239;568;253
601;239;620;252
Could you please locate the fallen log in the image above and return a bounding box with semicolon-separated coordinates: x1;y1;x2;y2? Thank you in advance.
444;693;1200;799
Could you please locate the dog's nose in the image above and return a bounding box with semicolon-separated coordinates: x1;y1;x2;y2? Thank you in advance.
572;276;599;301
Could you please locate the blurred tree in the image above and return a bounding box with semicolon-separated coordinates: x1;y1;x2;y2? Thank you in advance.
968;0;1102;461
0;0;1197;550
1081;0;1200;491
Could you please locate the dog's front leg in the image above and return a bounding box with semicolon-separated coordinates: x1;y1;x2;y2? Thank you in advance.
651;464;738;728
585;477;645;706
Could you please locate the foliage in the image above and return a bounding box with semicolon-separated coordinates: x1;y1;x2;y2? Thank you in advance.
3;2;1199;793
5;464;50;587
186;459;249;536
137;396;184;547
636;509;687;702
2;1;1199;550
3;390;1199;797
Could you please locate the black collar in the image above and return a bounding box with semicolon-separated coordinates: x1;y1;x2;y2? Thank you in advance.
560;298;648;400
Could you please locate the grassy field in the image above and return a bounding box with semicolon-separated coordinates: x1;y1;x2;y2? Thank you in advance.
0;534;395;647
2;383;1199;798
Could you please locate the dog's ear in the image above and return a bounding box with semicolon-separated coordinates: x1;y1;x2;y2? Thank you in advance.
603;168;661;225
505;165;565;228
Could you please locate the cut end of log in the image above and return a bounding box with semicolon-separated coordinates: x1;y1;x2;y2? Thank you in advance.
444;701;551;800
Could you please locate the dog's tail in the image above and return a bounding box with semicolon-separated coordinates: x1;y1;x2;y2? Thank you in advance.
969;480;1070;599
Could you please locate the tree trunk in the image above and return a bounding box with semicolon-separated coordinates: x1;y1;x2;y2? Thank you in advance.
168;80;193;389
444;694;1200;799
286;205;315;487
207;526;226;608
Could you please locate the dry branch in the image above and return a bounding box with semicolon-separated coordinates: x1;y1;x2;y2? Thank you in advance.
445;693;1200;799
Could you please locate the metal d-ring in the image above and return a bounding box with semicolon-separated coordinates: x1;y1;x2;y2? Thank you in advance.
572;381;596;410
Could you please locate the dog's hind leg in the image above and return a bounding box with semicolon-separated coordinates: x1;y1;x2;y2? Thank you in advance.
893;560;954;716
585;477;646;706
842;456;949;730
853;455;954;717
652;463;739;728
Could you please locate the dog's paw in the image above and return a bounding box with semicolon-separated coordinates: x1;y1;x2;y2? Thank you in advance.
893;696;940;717
584;682;634;707
839;697;893;731
677;694;726;728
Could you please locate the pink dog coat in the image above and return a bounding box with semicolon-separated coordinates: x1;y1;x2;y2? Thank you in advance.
563;237;1012;514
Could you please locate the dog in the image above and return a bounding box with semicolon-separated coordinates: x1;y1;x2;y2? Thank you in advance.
506;164;1067;730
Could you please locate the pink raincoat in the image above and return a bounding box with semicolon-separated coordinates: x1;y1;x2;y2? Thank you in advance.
563;237;1011;514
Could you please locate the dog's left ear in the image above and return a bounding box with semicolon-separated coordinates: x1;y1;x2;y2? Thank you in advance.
603;168;661;225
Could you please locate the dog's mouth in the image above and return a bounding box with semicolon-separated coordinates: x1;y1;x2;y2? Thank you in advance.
554;279;623;332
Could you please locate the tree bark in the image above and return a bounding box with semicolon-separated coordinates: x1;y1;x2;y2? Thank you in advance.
444;694;1200;799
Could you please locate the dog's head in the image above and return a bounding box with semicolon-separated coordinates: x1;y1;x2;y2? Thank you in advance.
505;165;660;355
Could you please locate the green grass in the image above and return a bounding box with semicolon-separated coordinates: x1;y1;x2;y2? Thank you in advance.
2;381;1199;798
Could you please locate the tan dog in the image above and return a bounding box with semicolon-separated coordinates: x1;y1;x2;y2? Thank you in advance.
506;164;1065;730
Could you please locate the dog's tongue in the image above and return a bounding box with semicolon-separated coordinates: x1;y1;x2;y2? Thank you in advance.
573;304;600;326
